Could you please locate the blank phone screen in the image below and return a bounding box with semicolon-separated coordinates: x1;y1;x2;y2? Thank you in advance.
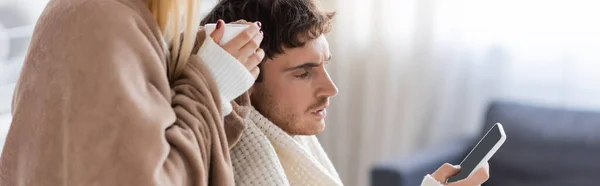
447;124;502;182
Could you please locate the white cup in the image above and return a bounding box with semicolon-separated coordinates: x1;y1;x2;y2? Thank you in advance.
204;23;251;45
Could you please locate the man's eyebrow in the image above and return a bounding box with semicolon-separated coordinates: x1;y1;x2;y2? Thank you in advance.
284;54;332;71
283;62;321;71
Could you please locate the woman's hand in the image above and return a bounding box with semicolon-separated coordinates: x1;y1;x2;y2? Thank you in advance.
431;163;489;186
210;19;265;79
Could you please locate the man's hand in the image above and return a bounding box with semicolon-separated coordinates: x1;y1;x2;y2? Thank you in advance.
431;163;489;186
210;19;265;79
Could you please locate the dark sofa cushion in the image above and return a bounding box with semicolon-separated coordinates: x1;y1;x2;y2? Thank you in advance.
483;101;600;186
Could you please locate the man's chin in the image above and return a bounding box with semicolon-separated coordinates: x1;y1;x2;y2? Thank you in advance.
313;121;327;134
287;121;326;136
310;121;327;135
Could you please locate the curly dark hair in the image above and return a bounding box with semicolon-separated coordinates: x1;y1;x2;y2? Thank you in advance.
201;0;335;59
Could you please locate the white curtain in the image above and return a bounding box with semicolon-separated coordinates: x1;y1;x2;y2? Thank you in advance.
318;0;600;186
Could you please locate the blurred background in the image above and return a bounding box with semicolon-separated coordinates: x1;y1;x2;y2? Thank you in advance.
1;0;600;186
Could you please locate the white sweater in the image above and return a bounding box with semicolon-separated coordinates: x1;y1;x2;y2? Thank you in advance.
197;37;444;186
196;35;255;115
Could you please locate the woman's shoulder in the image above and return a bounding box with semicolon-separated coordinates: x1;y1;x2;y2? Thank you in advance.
23;0;168;89
37;0;160;37
29;0;165;63
42;0;148;16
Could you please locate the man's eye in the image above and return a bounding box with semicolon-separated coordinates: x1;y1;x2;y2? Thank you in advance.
295;71;310;79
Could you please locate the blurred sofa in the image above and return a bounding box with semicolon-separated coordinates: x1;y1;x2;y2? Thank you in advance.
371;101;600;186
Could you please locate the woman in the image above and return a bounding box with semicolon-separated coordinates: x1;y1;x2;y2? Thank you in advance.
0;0;261;185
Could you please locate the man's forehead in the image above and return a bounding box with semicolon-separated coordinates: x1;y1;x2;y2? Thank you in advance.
280;36;330;62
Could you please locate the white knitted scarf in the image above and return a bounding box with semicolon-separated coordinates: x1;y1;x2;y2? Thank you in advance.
230;107;344;186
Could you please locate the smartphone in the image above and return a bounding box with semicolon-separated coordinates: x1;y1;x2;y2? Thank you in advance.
447;123;506;183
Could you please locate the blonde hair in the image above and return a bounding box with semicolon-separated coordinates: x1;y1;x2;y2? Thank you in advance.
147;0;202;81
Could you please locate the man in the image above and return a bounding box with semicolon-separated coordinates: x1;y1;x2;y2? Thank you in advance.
202;0;341;184
202;0;490;185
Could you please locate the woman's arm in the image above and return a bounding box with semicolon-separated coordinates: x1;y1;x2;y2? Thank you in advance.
193;20;263;116
192;27;255;116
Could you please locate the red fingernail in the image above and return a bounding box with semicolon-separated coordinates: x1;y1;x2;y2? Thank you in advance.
256;21;262;29
216;20;223;29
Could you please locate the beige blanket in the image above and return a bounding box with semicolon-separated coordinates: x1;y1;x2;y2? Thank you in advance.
0;0;246;185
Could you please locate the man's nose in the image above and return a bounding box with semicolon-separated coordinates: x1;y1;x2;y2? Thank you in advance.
317;70;338;98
